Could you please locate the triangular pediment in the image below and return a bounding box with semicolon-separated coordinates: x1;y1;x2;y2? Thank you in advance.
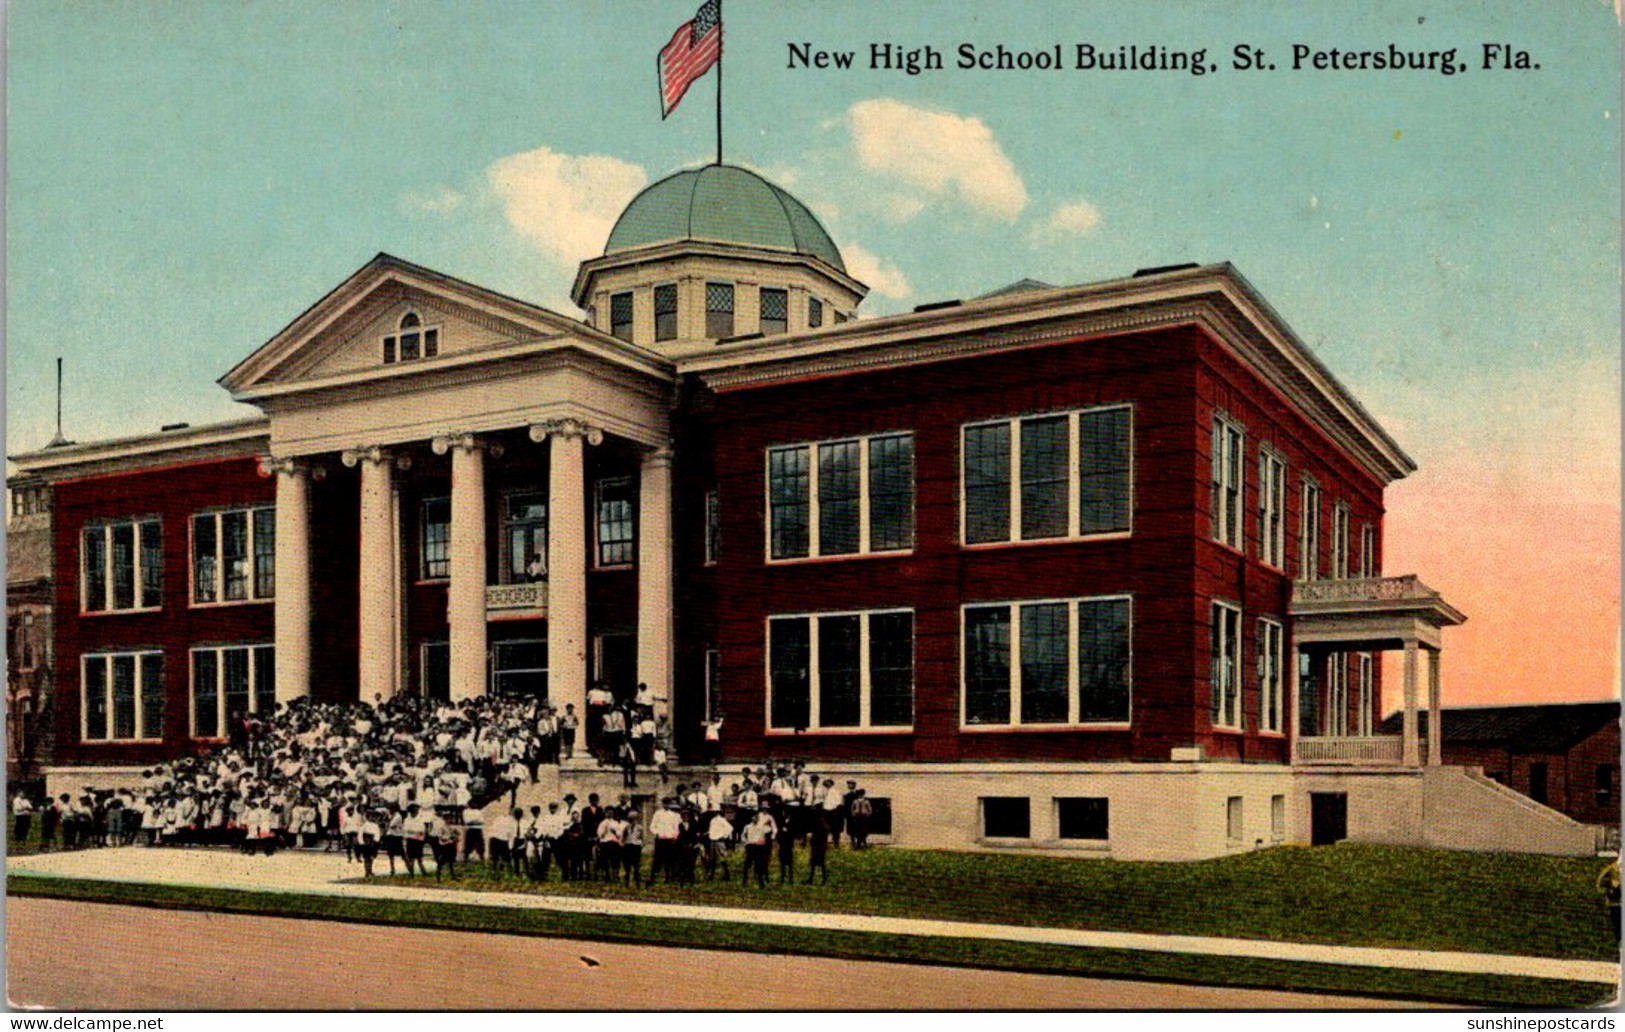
221;254;653;395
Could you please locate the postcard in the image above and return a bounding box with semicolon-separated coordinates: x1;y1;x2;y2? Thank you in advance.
5;0;1619;1015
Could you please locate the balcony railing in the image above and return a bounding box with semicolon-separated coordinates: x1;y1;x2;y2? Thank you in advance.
1296;735;1404;765
486;581;547;617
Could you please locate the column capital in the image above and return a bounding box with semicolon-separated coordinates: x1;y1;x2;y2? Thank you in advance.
528;418;604;446
431;432;504;459
341;445;412;471
258;456;328;482
642;442;676;468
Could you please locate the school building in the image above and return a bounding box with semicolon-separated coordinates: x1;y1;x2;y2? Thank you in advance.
8;163;1607;860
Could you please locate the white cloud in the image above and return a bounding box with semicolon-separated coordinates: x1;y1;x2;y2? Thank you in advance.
844;243;912;300
846;98;1028;221
401;186;465;213
486;147;648;268
1031;200;1101;241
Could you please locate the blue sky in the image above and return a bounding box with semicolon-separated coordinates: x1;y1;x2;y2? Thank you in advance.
6;1;1620;698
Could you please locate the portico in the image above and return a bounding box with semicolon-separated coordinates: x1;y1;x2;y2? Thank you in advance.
219;255;679;719
1289;575;1467;767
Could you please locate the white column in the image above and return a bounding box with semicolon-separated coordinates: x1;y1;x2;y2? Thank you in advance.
345;447;401;704
266;459;312;703
1401;639;1420;767
1427;648;1442;766
637;445;675;722
531;419;600;724
436;434;491;701
1289;643;1303;764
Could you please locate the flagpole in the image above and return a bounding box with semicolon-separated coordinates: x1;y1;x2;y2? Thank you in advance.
715;0;723;165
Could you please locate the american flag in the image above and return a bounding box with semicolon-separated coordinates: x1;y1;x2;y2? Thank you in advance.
658;0;722;119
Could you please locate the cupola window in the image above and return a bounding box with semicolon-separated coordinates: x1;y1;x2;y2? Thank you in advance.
760;287;788;335
706;282;735;339
610;292;634;342
654;284;679;341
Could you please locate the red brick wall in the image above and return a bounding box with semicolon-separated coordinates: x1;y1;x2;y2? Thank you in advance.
685;325;1206;763
1194;333;1387;753
52;454;274;765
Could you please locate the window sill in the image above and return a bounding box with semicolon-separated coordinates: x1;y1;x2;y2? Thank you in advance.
593;564;636;572
766;549;914;566
765;726;914;736
1257;730;1286;739
1208;539;1246;557
78;607;162;618
1211;726;1247;735
81;738;163;745
960;532;1131;551
414;578;450;587
190;598;274;609
960;722;1132;733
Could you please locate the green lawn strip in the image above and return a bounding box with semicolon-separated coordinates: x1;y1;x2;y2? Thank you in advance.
348;842;1618;961
8;873;1613;1009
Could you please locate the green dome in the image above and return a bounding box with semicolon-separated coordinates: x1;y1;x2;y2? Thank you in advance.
605;164;845;273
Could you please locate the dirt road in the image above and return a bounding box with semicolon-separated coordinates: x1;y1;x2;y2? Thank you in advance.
7;897;1416;1010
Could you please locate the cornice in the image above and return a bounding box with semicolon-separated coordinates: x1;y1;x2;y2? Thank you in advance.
9;418;271;481
680;265;1415;484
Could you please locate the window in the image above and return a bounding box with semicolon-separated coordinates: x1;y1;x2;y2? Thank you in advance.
704;648;721;722
981;797;1031;839
1259;449;1286;568
83;518;162;612
1210;602;1242;729
1326;655;1349;736
1597;765;1616;808
610;291;634;342
767;609;913;731
1259;618;1284;732
704;490;721;565
383;311;439;363
190;644;273;738
421;497;451;579
654;284;678;342
1360;523;1377;578
596;477;636;567
1297;650;1320;736
767;433;914;560
833;310;849;324
1056;797;1109;841
1332;503;1351;579
83;651;164;742
504;492;548;582
1300;478;1321;580
808;297;823;328
1270;794;1286;842
963;596;1131;727
963;406;1132;545
192;507;274;604
1356;653;1374;735
493;639;548;698
706;282;734;338
760;287;788;335
1211;416;1244;549
1226;796;1244;843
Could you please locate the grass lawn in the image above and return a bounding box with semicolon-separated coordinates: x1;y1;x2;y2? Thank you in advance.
8;873;1615;1009
351;842;1619;962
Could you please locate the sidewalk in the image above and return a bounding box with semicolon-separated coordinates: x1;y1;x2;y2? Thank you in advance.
9;847;1619;986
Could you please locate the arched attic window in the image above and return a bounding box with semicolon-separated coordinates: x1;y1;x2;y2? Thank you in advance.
382;310;440;364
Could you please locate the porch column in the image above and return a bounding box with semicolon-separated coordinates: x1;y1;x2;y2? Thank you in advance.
435;433;497;701
344;446;404;703
531;419;601;724
1288;642;1303;764
1401;639;1420;767
264;458;312;702
1427;648;1443;766
637;445;675;721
